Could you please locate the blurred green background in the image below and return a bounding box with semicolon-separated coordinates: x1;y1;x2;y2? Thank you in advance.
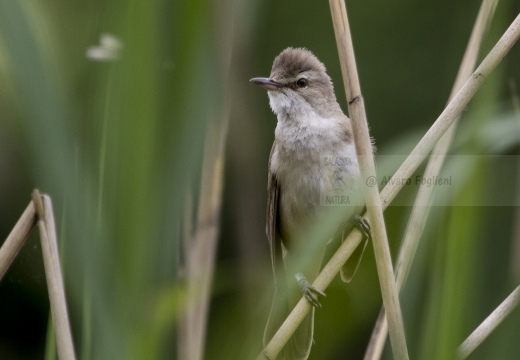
0;0;520;359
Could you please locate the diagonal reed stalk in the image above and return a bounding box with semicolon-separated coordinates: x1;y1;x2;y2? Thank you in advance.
257;10;520;360
458;284;520;358
1;193;76;359
363;0;499;358
329;0;408;358
0;201;37;280
33;190;77;360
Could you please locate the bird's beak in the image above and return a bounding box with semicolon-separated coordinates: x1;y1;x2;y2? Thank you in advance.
250;77;283;91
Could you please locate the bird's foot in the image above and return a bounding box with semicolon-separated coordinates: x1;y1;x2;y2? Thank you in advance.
295;272;326;308
354;215;371;240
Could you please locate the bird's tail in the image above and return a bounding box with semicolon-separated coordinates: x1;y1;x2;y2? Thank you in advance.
340;233;369;282
263;289;315;360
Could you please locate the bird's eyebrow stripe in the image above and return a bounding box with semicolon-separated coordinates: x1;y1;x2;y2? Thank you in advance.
298;67;313;74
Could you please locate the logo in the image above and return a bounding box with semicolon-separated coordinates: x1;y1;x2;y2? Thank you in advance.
320;155;358;206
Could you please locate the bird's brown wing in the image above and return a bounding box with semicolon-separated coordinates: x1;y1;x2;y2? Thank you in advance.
263;143;288;347
266;147;283;286
263;144;314;360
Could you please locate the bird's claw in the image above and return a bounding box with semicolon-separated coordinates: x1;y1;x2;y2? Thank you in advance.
354;215;371;240
295;272;326;308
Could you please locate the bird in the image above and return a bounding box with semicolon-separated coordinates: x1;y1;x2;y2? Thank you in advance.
250;47;370;359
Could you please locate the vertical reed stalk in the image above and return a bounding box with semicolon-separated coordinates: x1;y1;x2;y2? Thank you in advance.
329;1;409;358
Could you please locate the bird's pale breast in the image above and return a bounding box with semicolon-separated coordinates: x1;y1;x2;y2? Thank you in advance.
271;114;362;247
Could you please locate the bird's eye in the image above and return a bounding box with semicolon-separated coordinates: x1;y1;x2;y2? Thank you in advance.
296;78;308;88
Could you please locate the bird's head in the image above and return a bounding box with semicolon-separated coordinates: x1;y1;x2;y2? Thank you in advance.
251;47;341;119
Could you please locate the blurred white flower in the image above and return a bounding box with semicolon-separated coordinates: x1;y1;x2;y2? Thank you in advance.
86;33;123;61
